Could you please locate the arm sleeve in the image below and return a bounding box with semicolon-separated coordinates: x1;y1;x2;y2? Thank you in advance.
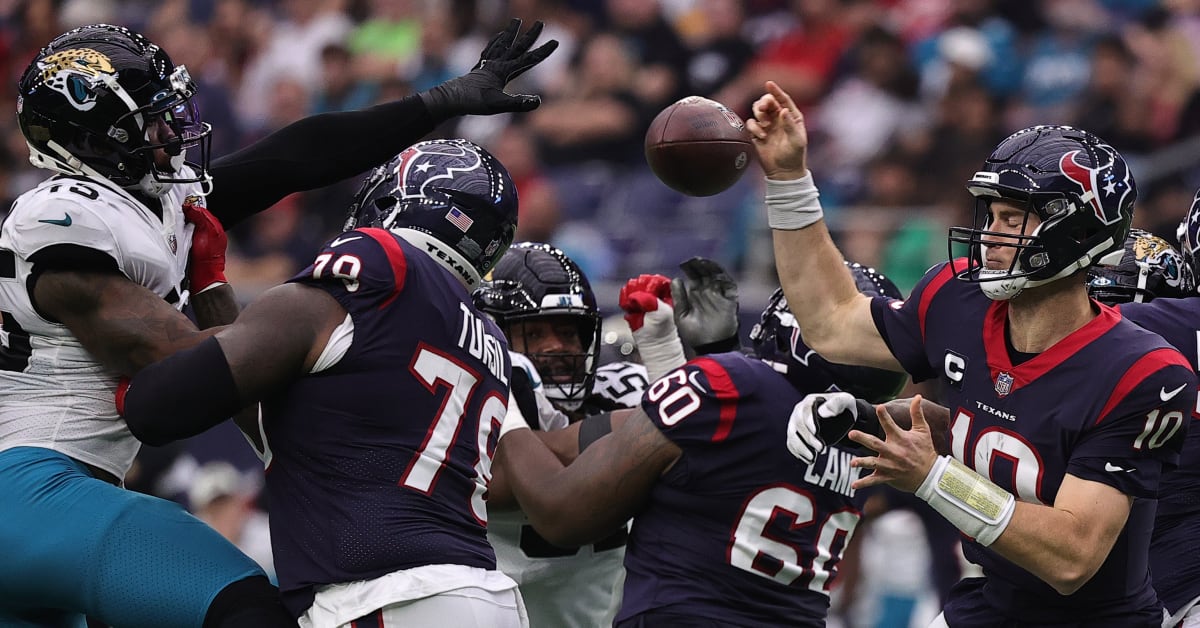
206;96;434;228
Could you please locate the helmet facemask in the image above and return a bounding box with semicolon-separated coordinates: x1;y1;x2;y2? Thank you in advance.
502;311;601;411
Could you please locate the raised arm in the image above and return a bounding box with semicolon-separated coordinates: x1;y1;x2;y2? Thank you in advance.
748;81;897;370
207;18;557;228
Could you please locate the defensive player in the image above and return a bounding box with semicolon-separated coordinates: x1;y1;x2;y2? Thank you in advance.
496;264;907;627
121;139;528;626
1;21;555;628
472;242;633;627
755;78;1194;626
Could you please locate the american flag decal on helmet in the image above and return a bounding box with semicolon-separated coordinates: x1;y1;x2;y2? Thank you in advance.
446;207;474;232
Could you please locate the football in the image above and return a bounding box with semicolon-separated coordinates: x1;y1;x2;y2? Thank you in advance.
644;96;753;197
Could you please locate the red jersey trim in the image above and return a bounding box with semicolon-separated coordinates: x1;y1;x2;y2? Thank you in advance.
1096;347;1194;425
983;301;1121;396
359;228;407;309
918;261;959;344
693;357;740;443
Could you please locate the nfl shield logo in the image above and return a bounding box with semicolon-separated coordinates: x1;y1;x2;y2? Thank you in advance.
995;372;1014;397
168;234;177;254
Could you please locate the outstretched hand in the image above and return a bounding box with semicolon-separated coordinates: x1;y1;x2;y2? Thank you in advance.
671;257;739;351
420;18;559;119
847;395;939;492
746;81;809;180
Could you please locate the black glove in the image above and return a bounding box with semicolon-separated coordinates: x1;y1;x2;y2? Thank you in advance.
671;257;740;354
419;18;559;121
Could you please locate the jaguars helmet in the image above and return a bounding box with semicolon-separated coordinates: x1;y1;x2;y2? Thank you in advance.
750;262;908;403
345;139;518;289
17;24;212;197
473;242;601;410
1088;229;1193;304
1175;187;1200;294
948;125;1135;300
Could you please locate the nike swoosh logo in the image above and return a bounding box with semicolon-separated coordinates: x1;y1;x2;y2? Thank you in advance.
1161;383;1188;402
330;236;361;247
687;370;709;394
37;214;72;227
1105;462;1135;473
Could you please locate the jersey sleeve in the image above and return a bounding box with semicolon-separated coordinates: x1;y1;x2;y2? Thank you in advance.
286;228;408;314
640;356;743;448
4;192;123;274
868;261;960;382
1068;349;1197;498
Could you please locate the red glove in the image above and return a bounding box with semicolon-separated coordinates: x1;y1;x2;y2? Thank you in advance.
619;274;674;331
183;198;228;293
115;376;131;417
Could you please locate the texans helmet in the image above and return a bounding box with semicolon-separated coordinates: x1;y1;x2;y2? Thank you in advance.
17;24;212;196
1175;187;1200;294
473;242;601;410
1088;229;1193;304
345;139;518;289
948;125;1135;300
750;262;908;403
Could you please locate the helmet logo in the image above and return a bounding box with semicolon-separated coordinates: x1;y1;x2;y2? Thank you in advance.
1058;148;1128;225
393;142;487;201
37;48;116;111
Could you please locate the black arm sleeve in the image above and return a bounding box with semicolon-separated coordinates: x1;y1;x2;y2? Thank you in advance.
122;337;244;446
206;95;435;228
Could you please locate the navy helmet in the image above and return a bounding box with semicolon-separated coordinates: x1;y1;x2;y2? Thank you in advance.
1088;229;1193;304
1175;187;1200;295
750;262;908;403
948;125;1135;300
345;139;518;289
473;242;601;410
17;24;212;196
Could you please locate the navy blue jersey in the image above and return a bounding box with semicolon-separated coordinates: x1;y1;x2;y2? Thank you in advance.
870;261;1195;627
1118;299;1200;615
266;228;511;615
617;352;868;628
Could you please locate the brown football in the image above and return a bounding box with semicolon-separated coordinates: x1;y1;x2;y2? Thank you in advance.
644;96;754;197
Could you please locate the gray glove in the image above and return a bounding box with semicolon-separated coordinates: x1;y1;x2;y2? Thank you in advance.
419;18;558;121
671;257;739;353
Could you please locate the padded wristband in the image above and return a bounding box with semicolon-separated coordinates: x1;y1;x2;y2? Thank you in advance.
122;337;242;446
499;394;533;440
916;455;1016;546
765;173;824;230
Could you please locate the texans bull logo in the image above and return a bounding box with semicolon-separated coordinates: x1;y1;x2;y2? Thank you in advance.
1058;146;1133;226
391;143;490;202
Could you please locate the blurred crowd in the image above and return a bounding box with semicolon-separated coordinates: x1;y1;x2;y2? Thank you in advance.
4;0;1200;298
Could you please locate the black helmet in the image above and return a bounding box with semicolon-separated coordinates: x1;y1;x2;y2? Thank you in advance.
473;242;601;410
1088;229;1193;304
750;262;907;403
345;139;518;289
949;125;1135;300
17;24;212;196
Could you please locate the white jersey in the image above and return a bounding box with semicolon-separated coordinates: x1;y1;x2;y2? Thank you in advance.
0;173;199;479
489;355;641;628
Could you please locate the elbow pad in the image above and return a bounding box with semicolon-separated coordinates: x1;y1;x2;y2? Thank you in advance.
121;337;243;446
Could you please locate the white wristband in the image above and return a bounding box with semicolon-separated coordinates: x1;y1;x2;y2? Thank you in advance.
915;455;1016;547
636;334;688;384
498;393;533;440
765;172;824;230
